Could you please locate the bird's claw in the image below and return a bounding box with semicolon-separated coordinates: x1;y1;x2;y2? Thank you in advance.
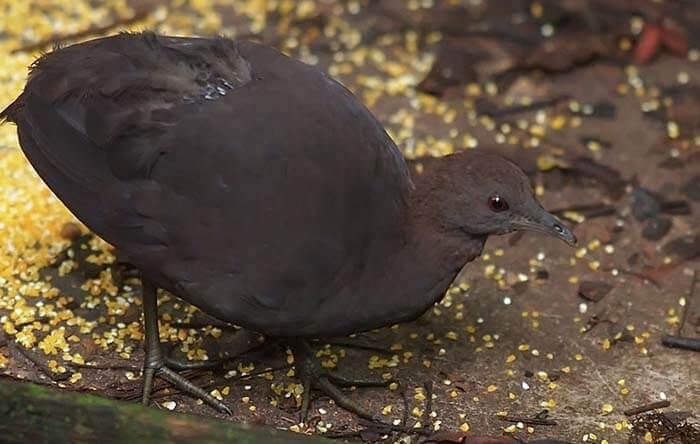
291;341;389;424
142;356;232;415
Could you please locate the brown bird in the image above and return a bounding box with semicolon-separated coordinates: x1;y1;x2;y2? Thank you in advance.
2;32;576;421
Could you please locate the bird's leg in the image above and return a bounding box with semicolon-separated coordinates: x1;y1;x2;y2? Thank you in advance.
141;277;232;414
289;340;389;424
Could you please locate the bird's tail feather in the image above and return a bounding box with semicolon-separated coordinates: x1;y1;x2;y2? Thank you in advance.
11;91;111;229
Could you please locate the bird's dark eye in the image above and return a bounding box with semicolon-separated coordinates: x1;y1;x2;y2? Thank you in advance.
488;195;509;212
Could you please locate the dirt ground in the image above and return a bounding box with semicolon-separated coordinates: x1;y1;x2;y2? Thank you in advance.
0;1;698;443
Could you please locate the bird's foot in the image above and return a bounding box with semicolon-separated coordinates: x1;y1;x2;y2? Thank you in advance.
142;351;232;415
163;354;222;371
290;341;390;424
139;278;232;415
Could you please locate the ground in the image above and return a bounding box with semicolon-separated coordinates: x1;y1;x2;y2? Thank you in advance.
0;1;698;443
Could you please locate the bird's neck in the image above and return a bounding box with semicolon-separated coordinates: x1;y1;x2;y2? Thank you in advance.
401;159;489;294
348;159;487;330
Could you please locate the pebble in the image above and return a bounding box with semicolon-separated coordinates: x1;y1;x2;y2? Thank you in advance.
632;187;661;221
642;217;671;241
578;281;613;302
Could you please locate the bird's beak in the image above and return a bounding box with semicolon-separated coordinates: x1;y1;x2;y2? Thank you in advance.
511;208;577;246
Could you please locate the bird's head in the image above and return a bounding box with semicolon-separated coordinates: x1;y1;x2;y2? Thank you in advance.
428;149;577;246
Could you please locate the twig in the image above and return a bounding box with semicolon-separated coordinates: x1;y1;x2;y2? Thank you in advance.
11;342;67;381
314;339;394;356
581;311;614;334
321;430;363;440
423;380;434;419
624;400;671;416
661;336;700;352
550;203;616;222
401;388;409;428
169;321;239;332
677;270;697;336
221;364;292;385
601;267;661;288
499;415;558;426
660;271;698;352
323;422;431;440
12;10;151;54
479;95;570;118
70;361;141;371
660;199;691;216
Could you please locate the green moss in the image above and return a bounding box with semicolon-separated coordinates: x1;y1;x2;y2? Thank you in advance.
0;380;331;444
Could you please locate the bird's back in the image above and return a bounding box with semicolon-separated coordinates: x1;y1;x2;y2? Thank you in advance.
2;32;412;336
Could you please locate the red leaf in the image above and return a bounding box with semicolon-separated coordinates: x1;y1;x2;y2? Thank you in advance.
660;27;688;56
634;23;663;64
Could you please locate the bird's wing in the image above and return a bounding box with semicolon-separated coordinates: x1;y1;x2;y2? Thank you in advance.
2;33;254;239
2;33;411;331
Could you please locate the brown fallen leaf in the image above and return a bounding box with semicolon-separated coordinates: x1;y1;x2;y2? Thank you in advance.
662;235;700;262
569;157;626;198
524;31;612;72
660;17;689;56
79;337;98;361
633;236;699;283
578;281;613;302
418;36;523;95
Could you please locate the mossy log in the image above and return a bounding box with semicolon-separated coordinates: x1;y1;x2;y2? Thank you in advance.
0;379;333;444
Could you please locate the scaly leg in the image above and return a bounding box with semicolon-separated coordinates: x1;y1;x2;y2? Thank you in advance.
141;277;232;415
